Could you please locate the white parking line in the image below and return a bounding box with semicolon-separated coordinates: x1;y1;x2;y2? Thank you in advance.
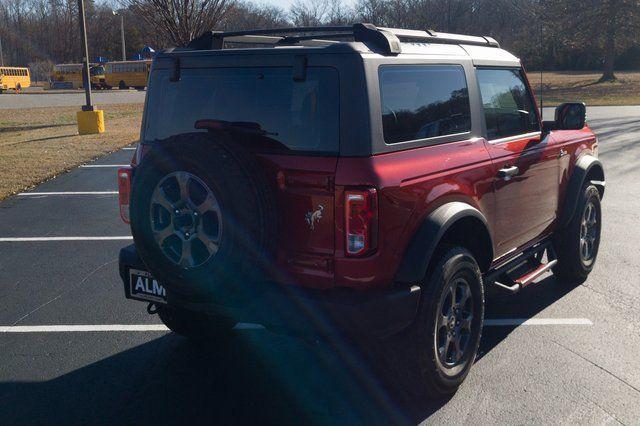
80;164;129;168
18;191;118;196
0;236;132;242
484;318;593;326
0;320;589;333
0;323;264;333
122;147;137;150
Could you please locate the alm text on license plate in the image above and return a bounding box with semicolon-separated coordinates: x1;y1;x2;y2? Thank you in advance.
129;269;167;303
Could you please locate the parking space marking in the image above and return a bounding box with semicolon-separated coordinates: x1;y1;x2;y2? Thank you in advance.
0;320;591;333
0;325;168;333
80;164;129;168
0;323;265;333
18;191;118;196
122;147;137;150
0;236;132;242
484;318;593;326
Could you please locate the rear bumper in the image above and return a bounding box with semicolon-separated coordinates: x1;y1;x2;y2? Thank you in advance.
119;244;420;338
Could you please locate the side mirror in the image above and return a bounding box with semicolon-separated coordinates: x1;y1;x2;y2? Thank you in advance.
555;102;586;130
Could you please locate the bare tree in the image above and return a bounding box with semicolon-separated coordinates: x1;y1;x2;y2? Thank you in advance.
119;0;233;46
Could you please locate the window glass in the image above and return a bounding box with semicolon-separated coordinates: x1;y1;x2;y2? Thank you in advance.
379;65;471;144
145;67;340;154
476;68;540;140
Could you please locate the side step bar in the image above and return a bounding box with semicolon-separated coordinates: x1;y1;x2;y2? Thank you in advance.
493;259;557;294
486;240;557;294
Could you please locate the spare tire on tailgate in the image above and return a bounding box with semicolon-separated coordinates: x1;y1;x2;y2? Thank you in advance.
129;132;277;300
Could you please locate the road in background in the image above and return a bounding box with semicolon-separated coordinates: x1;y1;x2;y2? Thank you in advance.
0;90;146;109
0;107;638;424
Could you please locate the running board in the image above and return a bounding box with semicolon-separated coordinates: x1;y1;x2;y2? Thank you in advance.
493;259;557;294
486;240;557;294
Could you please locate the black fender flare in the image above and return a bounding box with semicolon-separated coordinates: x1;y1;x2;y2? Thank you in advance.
558;155;605;229
394;202;494;285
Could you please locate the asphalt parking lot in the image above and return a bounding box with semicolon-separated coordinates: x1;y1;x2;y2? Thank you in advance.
0;106;639;424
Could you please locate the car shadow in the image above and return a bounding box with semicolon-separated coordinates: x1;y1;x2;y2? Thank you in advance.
0;275;577;425
479;274;574;360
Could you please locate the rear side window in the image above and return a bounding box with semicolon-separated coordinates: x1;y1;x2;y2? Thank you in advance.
144;67;339;154
476;68;540;140
379;65;471;144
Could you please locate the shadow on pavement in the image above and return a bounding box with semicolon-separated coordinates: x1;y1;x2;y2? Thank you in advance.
478;274;575;360
0;275;577;425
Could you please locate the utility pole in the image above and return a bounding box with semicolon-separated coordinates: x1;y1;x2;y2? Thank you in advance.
0;35;4;67
113;11;126;61
77;0;93;111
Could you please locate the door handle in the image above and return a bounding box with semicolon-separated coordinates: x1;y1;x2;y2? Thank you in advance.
559;148;568;158
498;165;519;181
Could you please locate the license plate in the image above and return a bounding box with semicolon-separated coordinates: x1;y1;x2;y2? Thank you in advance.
129;269;167;303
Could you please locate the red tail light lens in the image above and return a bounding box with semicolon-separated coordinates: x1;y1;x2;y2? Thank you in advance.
117;167;133;224
345;188;377;256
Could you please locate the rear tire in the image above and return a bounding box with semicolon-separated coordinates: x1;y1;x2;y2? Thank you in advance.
553;184;602;284
384;247;484;400
157;305;235;340
119;81;127;90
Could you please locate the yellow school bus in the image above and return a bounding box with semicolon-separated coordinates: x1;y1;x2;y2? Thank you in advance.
0;67;31;93
51;63;105;89
104;60;151;90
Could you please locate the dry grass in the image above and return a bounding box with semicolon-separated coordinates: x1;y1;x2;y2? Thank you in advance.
0;103;142;200
530;71;640;106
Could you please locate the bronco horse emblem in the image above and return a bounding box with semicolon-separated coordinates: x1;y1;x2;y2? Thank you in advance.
305;205;324;230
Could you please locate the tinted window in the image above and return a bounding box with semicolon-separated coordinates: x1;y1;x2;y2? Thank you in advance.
145;67;339;154
476;68;540;140
379;65;471;144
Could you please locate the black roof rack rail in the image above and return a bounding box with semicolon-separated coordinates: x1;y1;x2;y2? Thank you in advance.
186;23;499;55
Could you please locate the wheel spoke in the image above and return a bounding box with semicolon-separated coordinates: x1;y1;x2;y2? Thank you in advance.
176;173;190;202
453;335;463;362
155;225;174;245
179;239;193;268
458;284;470;308
440;334;452;360
580;238;587;259
197;194;220;215
153;187;174;213
449;285;457;312
197;234;219;256
437;313;448;331
460;314;473;332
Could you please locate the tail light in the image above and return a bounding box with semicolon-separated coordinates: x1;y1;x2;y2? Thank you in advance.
117;167;133;224
345;188;378;256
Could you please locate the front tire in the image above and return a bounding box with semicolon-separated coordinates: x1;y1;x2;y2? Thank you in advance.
553;184;602;284
157;305;236;340
385;247;484;400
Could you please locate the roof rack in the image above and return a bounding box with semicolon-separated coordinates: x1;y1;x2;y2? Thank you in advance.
186;23;500;55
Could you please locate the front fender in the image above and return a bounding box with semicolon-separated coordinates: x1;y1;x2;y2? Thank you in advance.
559;155;605;229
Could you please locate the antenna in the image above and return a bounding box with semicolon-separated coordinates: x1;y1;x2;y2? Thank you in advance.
539;18;544;118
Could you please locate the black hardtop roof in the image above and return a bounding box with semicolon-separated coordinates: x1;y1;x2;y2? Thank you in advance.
175;23;500;57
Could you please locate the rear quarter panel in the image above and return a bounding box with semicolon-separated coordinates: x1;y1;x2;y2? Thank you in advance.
335;138;495;289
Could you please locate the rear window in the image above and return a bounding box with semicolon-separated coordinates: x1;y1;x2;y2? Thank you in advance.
144;67;339;154
379;65;471;144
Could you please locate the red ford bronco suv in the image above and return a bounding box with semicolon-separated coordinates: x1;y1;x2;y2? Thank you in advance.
117;24;604;399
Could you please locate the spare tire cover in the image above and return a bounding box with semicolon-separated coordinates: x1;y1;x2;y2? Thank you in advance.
130;132;277;299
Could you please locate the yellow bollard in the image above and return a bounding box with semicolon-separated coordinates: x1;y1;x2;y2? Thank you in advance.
77;109;105;135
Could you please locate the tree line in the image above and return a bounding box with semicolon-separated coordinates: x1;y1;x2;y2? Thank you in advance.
1;0;639;82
